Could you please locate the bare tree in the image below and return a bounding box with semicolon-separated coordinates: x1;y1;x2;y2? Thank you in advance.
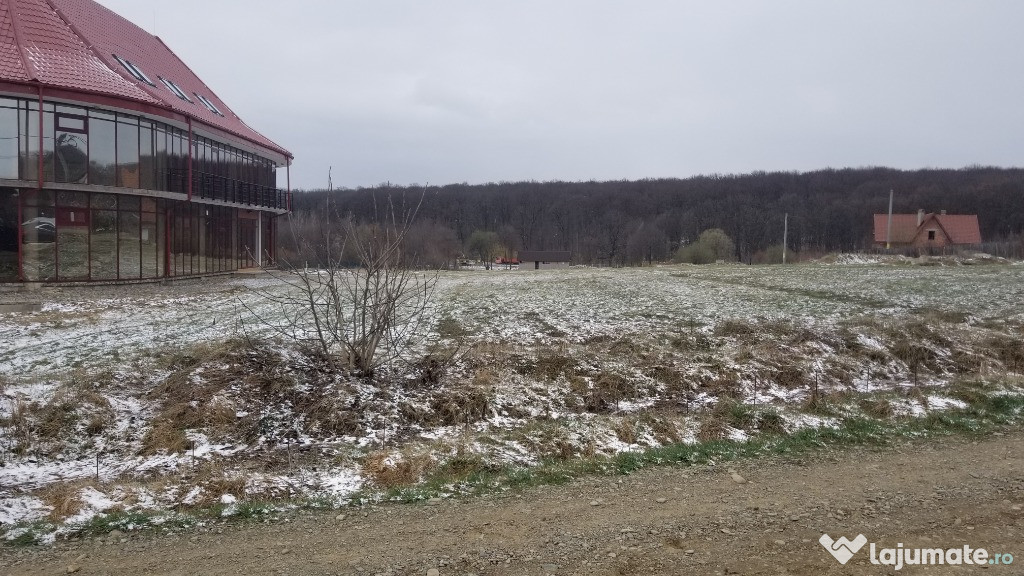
246;191;438;377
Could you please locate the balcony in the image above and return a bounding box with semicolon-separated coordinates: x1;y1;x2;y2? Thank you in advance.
165;169;290;211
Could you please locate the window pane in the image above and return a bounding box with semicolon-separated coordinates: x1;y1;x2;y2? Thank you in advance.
0;188;18;280
141;210;158;278
22;204;55;281
91;192;116;210
118;208;140;279
155;128;168;191
57;205;89;280
156;205;165;277
116;119;139;188
89;118;116;186
41;109;54;182
55;127;88;184
139;124;154;190
0;107;18;179
57;191;88;207
90;209;118;280
18;103;32;180
118;195;140;211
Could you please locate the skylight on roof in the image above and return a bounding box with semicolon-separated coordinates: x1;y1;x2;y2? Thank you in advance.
195;93;224;116
112;54;155;86
160;77;193;103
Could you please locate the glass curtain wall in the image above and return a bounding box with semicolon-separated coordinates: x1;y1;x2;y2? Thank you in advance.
2;97;279;208
0;189;264;281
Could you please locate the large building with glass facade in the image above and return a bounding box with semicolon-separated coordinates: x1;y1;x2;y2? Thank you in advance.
0;0;292;283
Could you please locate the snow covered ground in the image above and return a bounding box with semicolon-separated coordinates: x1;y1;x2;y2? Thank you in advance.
1;262;1023;539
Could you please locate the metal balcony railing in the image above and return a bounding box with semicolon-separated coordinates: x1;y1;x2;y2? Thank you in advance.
163;169;290;210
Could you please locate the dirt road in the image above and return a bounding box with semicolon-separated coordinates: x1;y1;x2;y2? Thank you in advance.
4;432;1023;575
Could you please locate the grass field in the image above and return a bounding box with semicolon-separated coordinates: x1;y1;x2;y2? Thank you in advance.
1;259;1023;541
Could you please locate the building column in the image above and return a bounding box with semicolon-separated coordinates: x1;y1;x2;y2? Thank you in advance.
256;213;263;267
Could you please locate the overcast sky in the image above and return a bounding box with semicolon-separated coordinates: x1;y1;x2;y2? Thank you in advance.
97;0;1024;191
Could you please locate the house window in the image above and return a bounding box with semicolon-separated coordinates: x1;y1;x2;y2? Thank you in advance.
160;78;193;103
112;55;155;86
928;230;936;241
194;94;224;116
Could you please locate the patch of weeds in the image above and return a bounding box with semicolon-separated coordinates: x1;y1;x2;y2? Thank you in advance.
67;509;153;537
714;319;758;341
231;500;277;520
755;408;787;435
3;521;55;546
435;315;468;340
533;353;577;381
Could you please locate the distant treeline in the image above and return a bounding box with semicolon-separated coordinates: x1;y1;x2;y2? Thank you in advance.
282;166;1024;266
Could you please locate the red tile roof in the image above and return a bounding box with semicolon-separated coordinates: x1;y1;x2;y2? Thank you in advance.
1;0;290;160
873;213;982;245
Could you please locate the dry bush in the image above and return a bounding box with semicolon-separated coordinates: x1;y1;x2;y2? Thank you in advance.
986;335;1024;371
362;450;434;489
714;319;758;341
414;354;449;388
769;361;806;389
583;372;632;413
428;385;491;426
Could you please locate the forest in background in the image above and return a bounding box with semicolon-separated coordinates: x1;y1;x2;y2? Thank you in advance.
281;166;1024;267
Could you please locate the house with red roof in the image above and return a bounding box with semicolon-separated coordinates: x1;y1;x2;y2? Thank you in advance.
872;210;982;249
0;0;292;283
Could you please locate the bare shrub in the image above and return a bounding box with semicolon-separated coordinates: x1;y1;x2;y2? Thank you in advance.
246;192;438;377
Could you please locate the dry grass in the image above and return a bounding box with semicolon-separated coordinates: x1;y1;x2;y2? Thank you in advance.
429;384;492;426
362;450;434;489
613;418;638;444
696;414;728;442
38;480;90;521
860;398;894;419
580;372;632;413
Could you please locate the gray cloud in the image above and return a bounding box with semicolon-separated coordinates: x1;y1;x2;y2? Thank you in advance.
99;0;1024;189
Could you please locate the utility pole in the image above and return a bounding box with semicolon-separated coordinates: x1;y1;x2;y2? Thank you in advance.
782;213;788;264
886;189;894;249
